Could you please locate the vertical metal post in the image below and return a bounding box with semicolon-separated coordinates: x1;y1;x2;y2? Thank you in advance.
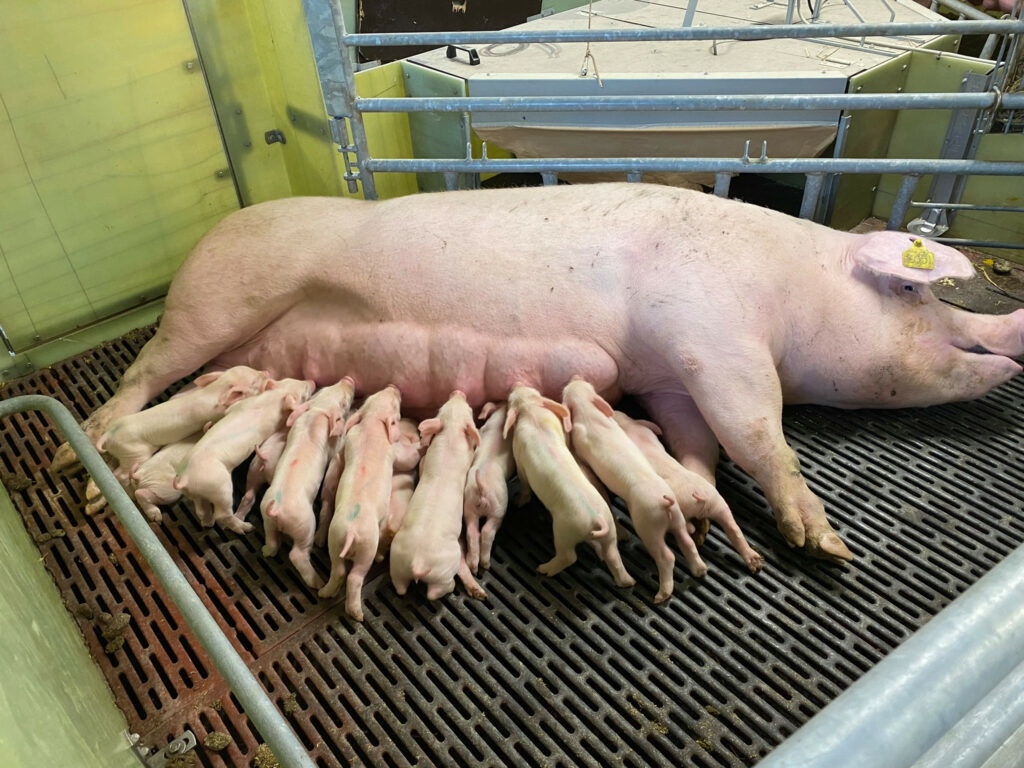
713;172;733;198
626;171;643;183
443;172;459;191
888;174;920;230
682;0;699;28
541;172;558;185
818;113;851;225
327;0;378;200
799;173;826;220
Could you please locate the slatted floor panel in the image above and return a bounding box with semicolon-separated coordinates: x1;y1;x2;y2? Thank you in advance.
1;327;1022;767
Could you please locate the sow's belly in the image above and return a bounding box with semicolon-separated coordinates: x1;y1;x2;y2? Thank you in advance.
216;320;623;415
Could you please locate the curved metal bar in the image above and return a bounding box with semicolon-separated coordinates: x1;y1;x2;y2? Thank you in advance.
756;542;1024;768
0;395;316;768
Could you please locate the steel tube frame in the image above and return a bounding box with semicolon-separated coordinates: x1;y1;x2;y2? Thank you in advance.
911;655;1024;768
365;156;1024;175
0;395;316;768
356;92;1024;114
756;542;1024;768
345;19;1017;46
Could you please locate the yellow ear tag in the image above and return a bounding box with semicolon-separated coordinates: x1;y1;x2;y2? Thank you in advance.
902;238;935;270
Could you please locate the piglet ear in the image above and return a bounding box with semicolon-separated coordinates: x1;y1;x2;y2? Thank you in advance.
388;417;401;444
478;401;499;421
329;413;346;438
286;402;311;428
195;371;224;388
218;385;248;409
465;423;481;450
419;417;442;449
343;411;362;435
502;407;519;439
541;398;572;433
590;394;614;420
851;231;975;283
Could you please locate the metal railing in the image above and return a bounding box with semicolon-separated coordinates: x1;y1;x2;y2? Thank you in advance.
0;396;316;768
311;2;1023;249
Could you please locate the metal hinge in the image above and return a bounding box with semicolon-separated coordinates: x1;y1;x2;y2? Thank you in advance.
128;730;197;767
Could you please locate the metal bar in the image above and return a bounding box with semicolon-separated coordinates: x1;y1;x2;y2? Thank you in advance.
365;156;1024;175
889;174;921;230
345;19;1018;46
934;0;997;21
713;172;733;197
541;172;558;185
328;0;377;200
930;237;1024;248
799;173;826;220
912;201;1024;212
682;0;698;28
912;655;1024;768
356;91;1024;114
757;542;1024;768
0;395;317;768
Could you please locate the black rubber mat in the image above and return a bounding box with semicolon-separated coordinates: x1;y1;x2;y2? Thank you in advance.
1;327;1022;767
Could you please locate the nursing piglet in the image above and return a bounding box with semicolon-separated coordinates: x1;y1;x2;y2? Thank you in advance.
613;411;763;573
377;419;423;561
463;402;515;573
319;386;404;620
173;378;314;533
505;385;634;587
390;391;486;601
122;434;201;522
261;378;355;588
98;366;270;480
234;430;289;521
563;378;705;603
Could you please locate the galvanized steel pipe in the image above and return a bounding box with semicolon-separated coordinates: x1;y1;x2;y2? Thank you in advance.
345;19;1017;46
756;542;1024;768
0;395;316;768
911;655;1024;768
357;92;1024;114
365;156;1024;175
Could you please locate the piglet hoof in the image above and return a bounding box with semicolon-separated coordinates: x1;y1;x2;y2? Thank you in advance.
615;574;637;589
84;498;107;516
51;442;82;475
691;518;710;547
261;543;279;558
806;531;854;563
653;588;673;604
745;551;764;574
347;604;364;622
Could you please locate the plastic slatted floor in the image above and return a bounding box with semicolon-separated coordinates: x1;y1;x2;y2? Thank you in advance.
1;328;1022;767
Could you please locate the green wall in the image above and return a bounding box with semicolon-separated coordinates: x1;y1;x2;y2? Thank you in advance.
0;486;137;768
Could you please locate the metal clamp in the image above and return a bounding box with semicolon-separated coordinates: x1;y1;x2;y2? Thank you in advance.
128;730;197;767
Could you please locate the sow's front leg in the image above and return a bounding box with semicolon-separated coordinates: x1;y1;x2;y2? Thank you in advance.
51;216;294;474
677;350;854;563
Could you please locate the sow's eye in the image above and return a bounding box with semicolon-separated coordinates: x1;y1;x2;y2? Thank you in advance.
899;281;923;299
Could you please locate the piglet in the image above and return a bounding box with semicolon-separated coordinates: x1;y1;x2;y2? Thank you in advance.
260;378;355;588
173;378;314;533
613;411;763;573
98;366;270;480
234;430;289;521
463;402;516;574
316;449;344;548
118;434;201;522
505;385;634;587
563;378;706;603
319;386;405;620
377;418;422;561
390;391;487;601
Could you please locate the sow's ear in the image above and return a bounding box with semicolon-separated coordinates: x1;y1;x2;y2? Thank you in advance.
851;231;975;283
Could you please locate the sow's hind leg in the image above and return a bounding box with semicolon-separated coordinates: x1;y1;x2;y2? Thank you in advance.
51;238;291;473
676;349;854;563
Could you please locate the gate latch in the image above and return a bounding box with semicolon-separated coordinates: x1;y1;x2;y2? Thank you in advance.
128;730;197;767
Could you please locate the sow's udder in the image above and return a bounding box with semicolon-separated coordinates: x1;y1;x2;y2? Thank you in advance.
219;321;623;414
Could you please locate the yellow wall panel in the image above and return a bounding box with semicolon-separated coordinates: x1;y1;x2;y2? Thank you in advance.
0;0;239;351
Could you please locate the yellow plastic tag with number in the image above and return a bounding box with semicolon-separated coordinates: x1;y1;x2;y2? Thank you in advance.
902;239;935;270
